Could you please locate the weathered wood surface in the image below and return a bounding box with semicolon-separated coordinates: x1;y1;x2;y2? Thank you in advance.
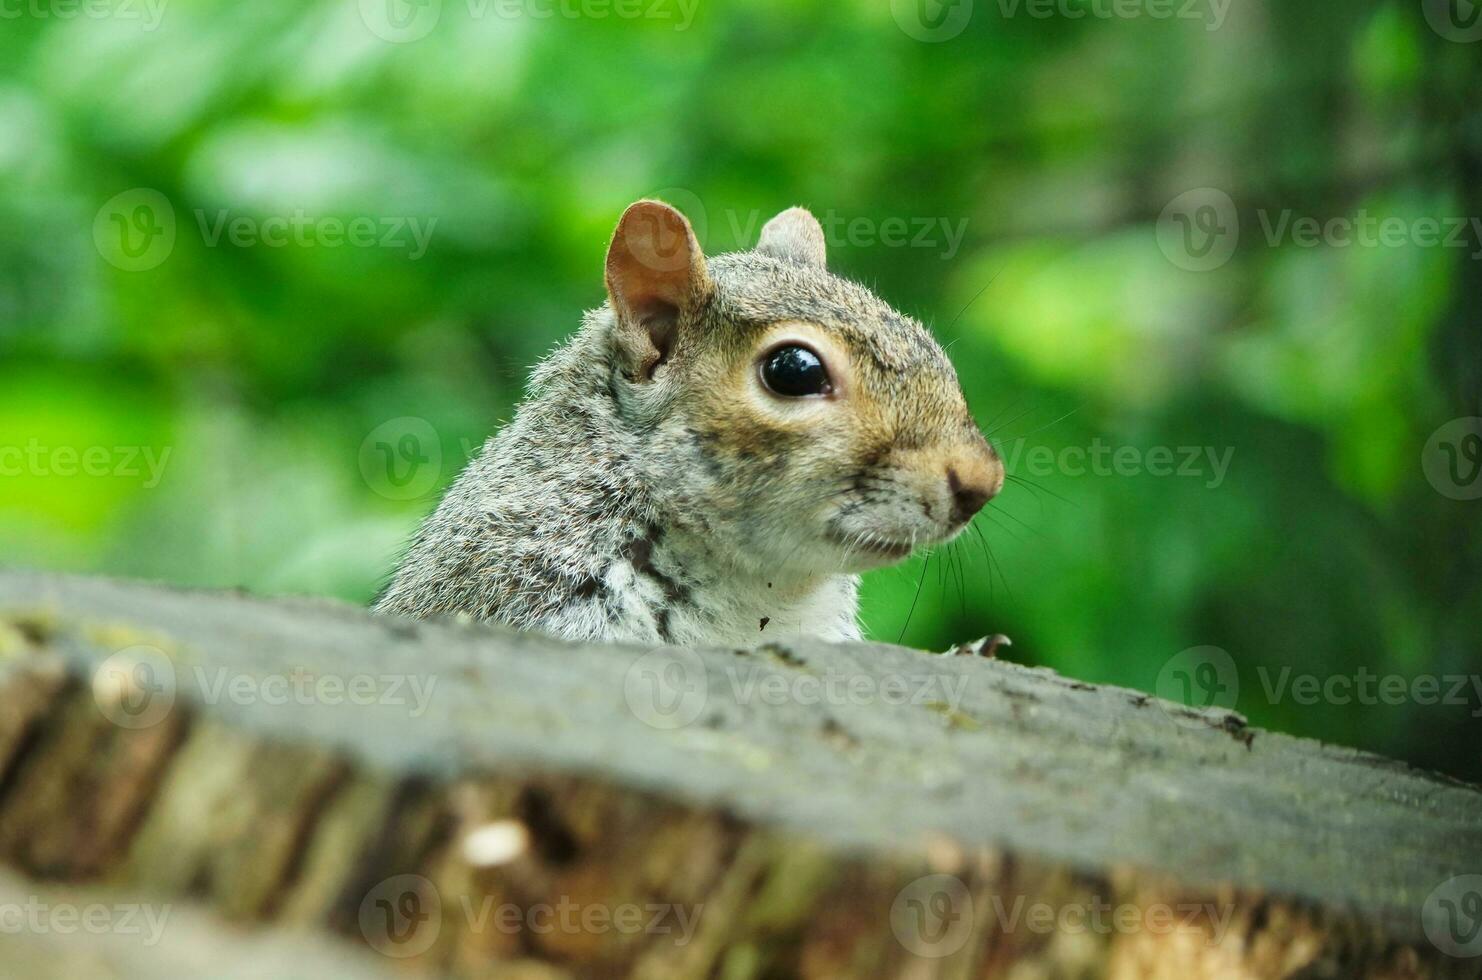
0;570;1478;978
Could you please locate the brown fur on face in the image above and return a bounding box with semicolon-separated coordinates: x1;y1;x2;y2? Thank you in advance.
621;210;1003;580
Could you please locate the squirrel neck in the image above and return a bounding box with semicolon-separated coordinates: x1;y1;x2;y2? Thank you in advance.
522;320;861;645
376;313;861;646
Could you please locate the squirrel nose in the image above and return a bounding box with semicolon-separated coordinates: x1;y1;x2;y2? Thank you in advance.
946;451;1003;525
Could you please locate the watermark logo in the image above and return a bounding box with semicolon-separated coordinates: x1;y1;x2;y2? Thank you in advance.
618;202;693;275
892;0;973;41
1155;646;1239;724
92;645;178;729
360;874;442;958
1423;417;1482;501
891;874;974;957
93;189;176;272
1424;875;1482;957
649;186;709;250
360;417;443;501
1157;188;1239;272
623;647;709;730
358;0;442;42
1423;0;1482;43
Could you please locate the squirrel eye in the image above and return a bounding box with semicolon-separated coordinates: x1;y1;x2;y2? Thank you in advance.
760;345;832;398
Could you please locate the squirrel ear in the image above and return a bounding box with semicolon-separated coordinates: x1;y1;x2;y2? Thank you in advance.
605;200;711;382
757;207;826;269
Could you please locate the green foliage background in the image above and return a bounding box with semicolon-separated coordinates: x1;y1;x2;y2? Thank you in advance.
1;0;1479;779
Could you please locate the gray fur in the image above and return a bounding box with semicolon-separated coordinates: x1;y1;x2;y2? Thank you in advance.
375;205;999;646
757;206;828;268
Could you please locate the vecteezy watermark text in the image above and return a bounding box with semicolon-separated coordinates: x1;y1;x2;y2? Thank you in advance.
0;0;167;29
811;211;968;261
458;895;702;942
0;898;171;946
195;210;437;260
93;189;439;272
1256;667;1482;717
889;874;1237;959
984;894;1236;945
356;0;699;43
1255;209;1482;258
993;0;1230;31
1000;438;1235;489
725;667;970;712
464;0;699;26
1154;646;1482;721
0;441;171;488
621;647;971;731
636;191;971;261
892;0;1230;42
357;874;702;959
1158;187;1482;272
191;666;438;716
92;645;439;730
714;207;967;261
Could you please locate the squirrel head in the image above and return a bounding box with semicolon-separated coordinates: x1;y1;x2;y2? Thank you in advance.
601;199;1003;579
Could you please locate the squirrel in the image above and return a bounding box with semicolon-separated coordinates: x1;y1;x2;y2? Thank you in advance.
375;201;1004;646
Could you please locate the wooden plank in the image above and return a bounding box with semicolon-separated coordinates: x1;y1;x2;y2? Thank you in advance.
0;571;1478;978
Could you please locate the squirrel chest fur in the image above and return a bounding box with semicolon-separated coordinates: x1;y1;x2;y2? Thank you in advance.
376;201;1003;646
